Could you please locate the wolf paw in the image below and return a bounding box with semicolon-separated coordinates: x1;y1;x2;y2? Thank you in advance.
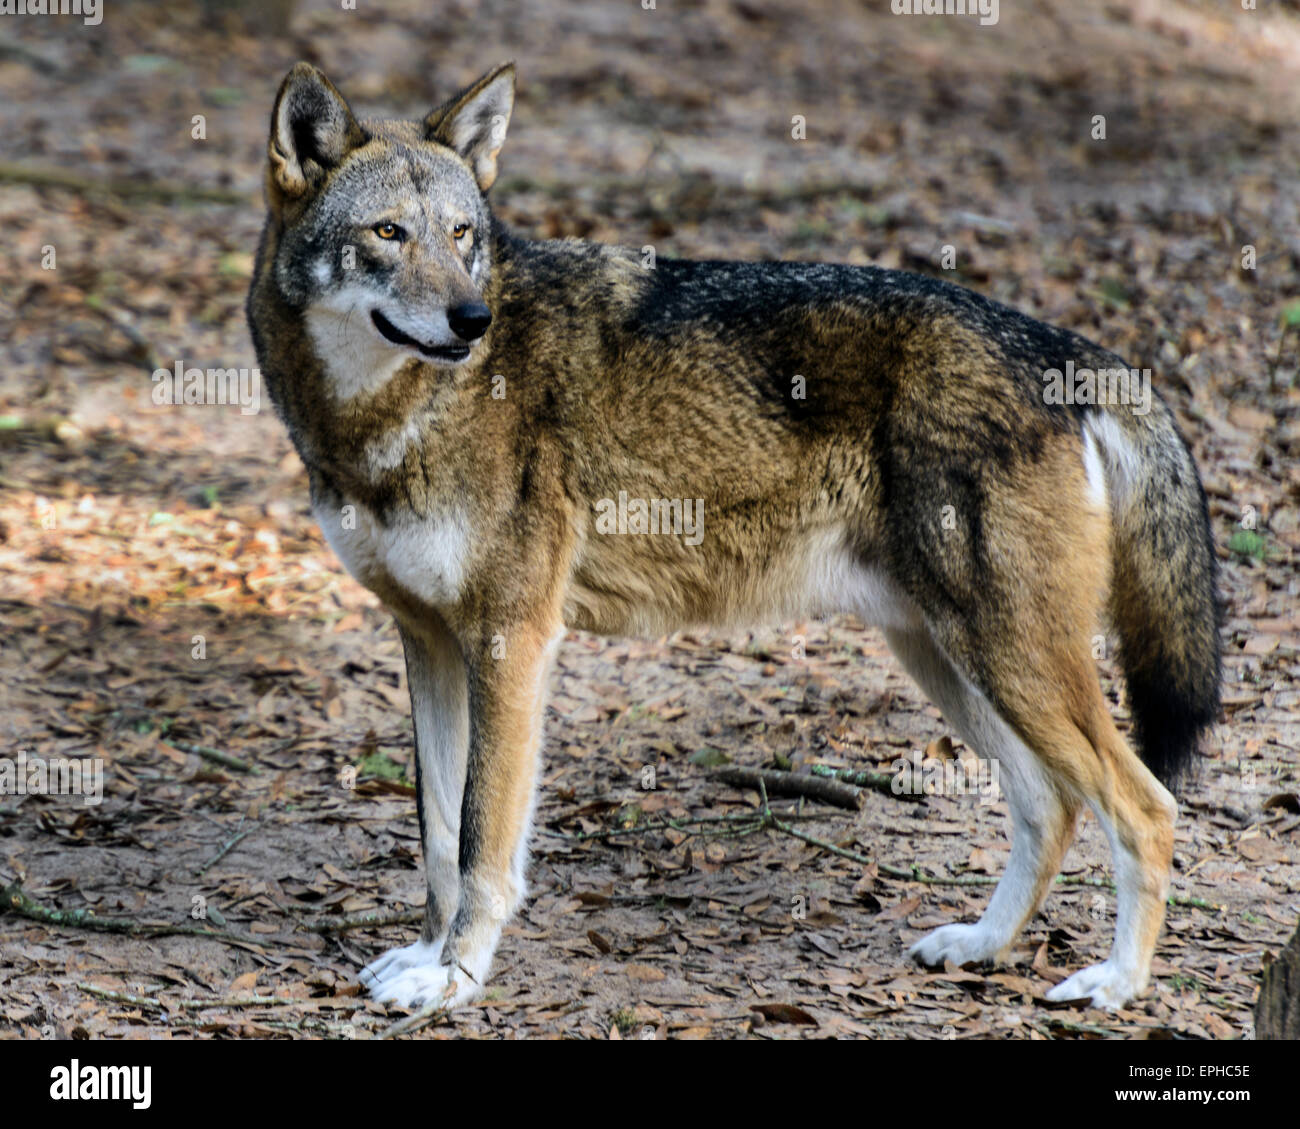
908;922;1004;967
1044;961;1142;1010
359;940;482;1010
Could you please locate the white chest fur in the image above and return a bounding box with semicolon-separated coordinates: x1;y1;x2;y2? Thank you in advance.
315;498;469;610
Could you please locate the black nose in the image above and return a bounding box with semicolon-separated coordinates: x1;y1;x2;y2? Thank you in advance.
447;302;492;342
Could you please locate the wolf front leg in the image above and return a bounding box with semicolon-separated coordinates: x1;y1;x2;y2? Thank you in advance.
366;607;562;1010
360;618;469;1006
438;616;563;1005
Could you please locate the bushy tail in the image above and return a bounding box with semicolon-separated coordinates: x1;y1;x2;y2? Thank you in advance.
1084;408;1221;788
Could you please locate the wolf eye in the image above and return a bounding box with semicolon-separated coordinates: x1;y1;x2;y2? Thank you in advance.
451;223;470;240
374;223;402;240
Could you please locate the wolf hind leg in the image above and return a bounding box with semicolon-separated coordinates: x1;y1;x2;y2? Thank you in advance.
884;627;1081;968
887;613;1177;1009
881;429;1176;1008
1041;709;1176;1009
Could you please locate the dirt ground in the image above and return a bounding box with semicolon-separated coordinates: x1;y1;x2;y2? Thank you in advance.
1;0;1298;1040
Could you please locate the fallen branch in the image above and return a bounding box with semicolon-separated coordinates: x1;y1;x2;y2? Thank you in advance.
711;766;862;810
231;1016;357;1037
1;881;269;947
163;738;256;774
769;818;874;865
76;983;300;1010
809;763;926;802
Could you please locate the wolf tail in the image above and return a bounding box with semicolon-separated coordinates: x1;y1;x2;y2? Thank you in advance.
1083;401;1221;788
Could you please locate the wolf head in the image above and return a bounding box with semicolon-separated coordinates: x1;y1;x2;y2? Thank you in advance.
262;62;514;388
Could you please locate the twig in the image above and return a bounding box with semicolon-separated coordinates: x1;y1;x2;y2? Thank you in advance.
875;864;1221;908
76;983;300;1010
245;1017;357;1036
163;738;256;774
879;863;994;885
75;985;167;1009
809;763;926;802
196;821;253;876
378;997;454;1039
1039;1016;1122;1038
753;780;875;867
712;766;863;810
177;993;297;1010
1;881;269;947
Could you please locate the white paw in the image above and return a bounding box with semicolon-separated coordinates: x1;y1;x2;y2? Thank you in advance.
358;940;483;1010
1044;960;1142;1010
908;922;1004;967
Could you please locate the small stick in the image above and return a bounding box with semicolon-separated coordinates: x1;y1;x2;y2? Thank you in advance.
809;763;925;802
163;739;256;774
76;983;301;1010
196;824;253;876
1;882;269;947
378;997;454;1039
1039;1016;1122;1038
712;766;862;810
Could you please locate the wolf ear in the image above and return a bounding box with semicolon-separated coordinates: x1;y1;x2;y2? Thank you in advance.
268;63;367;201
424;63;515;192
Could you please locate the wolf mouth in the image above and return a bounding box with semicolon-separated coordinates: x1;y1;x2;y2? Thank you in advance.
371;309;471;361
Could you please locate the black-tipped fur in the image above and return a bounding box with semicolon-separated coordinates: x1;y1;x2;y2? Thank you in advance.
1098;409;1222;788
